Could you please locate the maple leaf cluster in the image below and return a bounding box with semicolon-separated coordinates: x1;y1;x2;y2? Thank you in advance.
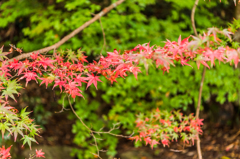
0;28;236;100
130;109;203;149
0;100;40;149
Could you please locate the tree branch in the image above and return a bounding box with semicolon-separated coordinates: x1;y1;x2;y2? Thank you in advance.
196;68;206;119
191;0;203;159
195;66;205;159
191;0;199;36
7;0;125;62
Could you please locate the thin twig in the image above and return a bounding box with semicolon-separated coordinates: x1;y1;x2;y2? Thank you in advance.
195;67;206;159
7;0;125;62
196;67;206;119
191;0;204;159
68;96;92;132
91;131;102;159
99;18;106;55
55;94;69;113
191;0;199;36
67;96;132;159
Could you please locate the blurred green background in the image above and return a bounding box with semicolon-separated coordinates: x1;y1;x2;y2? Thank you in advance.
1;0;240;159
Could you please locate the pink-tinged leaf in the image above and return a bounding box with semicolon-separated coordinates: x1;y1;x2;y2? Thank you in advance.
207;27;219;41
221;29;233;40
129;66;141;79
195;126;203;134
11;126;24;142
139;132;147;138
162;139;169;147
151;139;159;149
144;137;152;146
36;149;45;158
0;122;12;139
130;135;141;143
204;48;217;67
174;127;178;133
233;0;236;6
196;55;210;69
226;49;239;68
21;135;38;150
178;35;182;45
85;74;102;90
196;119;204;126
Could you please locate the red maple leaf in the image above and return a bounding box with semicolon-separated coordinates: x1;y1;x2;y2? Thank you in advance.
64;81;83;98
37;56;56;70
19;72;38;86
30;52;39;60
39;76;54;89
151;139;159;149
85;73;102;90
0;145;12;159
52;80;66;92
161;139;169;147
144;137;152;146
73;74;88;86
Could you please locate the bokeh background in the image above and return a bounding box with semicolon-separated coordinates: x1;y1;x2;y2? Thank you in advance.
1;0;240;158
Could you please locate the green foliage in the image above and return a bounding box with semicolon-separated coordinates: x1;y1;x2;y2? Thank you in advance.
2;80;22;101
0;0;238;158
0;104;40;149
2;0;230;53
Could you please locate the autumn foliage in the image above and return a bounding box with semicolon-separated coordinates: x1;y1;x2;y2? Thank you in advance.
0;27;237;157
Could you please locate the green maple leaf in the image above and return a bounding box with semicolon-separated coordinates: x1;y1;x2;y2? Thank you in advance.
2;80;22;101
5;113;19;125
0;45;8;61
0;104;14;115
171;133;179;141
67;49;78;62
165;127;174;134
11;126;24;142
0;122;11;138
16;120;29;131
0;74;7;83
28;124;40;137
19;107;31;119
21;135;38;149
